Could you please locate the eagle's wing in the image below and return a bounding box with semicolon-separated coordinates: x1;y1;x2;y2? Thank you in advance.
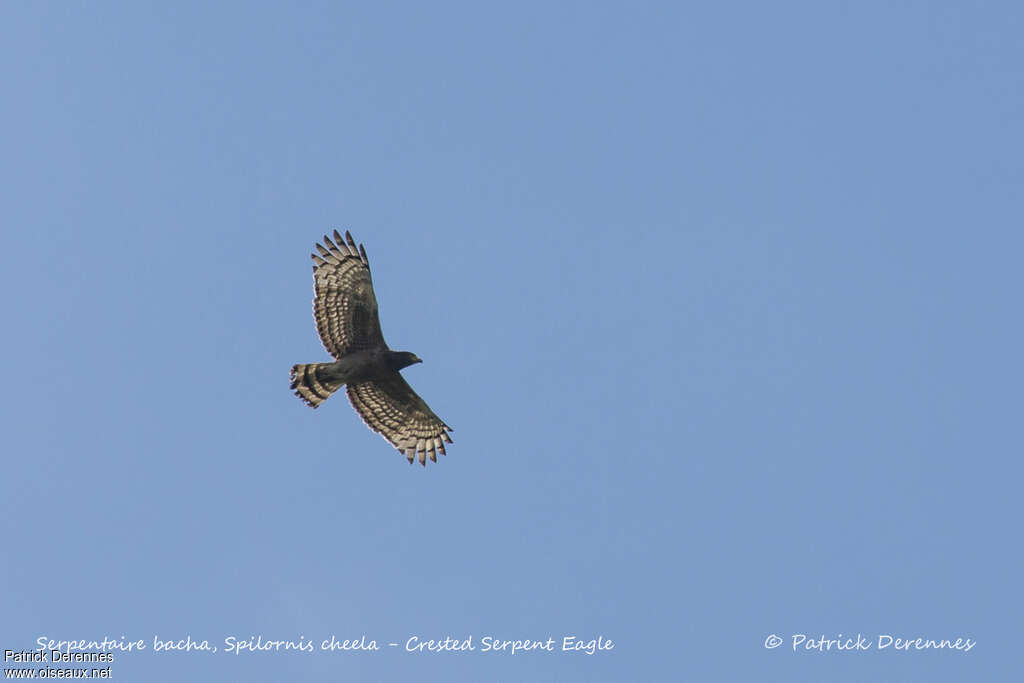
346;374;453;466
311;230;385;358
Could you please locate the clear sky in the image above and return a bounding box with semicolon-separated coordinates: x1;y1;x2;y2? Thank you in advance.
2;2;1021;681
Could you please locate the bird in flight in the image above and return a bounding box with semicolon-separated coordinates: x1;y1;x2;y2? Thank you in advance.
290;230;453;466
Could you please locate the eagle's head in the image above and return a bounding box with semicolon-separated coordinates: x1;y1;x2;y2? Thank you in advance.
388;351;423;370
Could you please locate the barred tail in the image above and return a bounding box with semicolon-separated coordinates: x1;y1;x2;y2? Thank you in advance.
290;363;343;408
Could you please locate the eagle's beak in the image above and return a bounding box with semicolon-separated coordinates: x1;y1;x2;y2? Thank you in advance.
414;355;423;364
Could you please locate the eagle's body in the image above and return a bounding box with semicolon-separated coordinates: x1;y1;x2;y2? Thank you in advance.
292;349;420;401
290;230;452;466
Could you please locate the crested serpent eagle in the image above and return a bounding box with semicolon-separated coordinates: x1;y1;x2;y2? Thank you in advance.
289;230;453;466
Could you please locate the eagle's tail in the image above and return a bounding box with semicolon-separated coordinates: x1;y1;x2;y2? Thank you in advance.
290;363;343;408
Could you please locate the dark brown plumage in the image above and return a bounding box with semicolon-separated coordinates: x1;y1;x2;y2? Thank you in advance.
290;230;452;466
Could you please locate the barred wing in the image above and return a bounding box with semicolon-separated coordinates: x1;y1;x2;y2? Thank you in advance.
346;374;453;466
311;230;385;358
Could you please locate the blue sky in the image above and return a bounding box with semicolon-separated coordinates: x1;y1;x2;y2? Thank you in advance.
2;2;1021;681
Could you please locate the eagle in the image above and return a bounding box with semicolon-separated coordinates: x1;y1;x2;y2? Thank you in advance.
290;230;453;466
